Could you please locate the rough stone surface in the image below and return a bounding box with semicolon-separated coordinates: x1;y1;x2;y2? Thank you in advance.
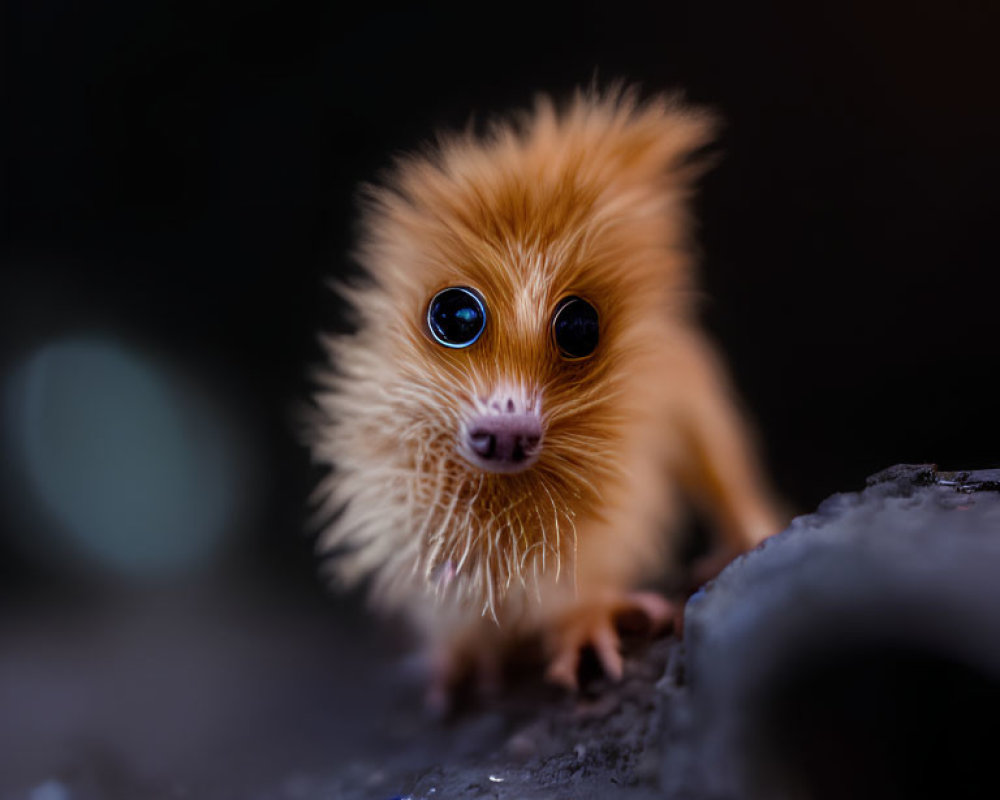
676;464;1000;800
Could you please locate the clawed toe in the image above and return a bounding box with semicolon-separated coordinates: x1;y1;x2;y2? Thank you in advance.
545;591;676;690
546;615;623;690
619;590;675;633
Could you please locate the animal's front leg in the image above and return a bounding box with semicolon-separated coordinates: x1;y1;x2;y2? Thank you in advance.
422;618;505;715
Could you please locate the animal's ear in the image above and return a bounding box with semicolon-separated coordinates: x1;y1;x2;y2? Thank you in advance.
612;95;718;187
539;86;719;196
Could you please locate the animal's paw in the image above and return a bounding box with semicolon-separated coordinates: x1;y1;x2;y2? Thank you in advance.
423;639;503;717
544;591;676;691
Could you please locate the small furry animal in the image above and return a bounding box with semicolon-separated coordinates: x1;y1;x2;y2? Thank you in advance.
310;87;781;700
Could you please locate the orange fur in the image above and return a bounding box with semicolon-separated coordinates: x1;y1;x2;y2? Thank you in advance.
310;86;781;687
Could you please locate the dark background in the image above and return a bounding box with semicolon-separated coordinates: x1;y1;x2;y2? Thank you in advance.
1;0;998;795
5;0;1000;577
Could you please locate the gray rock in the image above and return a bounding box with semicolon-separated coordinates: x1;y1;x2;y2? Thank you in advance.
675;464;1000;800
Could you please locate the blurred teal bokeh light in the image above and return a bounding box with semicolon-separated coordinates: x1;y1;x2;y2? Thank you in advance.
5;338;240;577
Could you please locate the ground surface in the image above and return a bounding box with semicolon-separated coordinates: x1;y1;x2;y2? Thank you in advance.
6;465;1000;800
258;636;681;800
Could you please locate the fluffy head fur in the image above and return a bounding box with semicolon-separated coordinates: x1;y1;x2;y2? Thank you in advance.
311;88;716;619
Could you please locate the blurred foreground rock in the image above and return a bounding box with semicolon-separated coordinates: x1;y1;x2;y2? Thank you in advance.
673;464;1000;799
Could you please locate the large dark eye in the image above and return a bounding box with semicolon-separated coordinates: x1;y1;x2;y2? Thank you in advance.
552;296;599;359
426;287;486;348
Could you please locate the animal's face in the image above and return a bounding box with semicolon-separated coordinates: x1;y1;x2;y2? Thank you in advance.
365;193;645;488
424;286;597;474
314;91;712;612
330;191;666;610
404;251;623;481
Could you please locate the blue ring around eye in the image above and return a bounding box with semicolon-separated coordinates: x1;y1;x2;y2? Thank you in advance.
426;286;487;349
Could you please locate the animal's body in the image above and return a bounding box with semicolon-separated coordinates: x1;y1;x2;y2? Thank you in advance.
310;88;781;699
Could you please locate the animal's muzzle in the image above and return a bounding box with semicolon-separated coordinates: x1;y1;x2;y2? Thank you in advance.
462;389;543;474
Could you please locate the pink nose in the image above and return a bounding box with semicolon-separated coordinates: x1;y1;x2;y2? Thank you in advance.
465;413;542;472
